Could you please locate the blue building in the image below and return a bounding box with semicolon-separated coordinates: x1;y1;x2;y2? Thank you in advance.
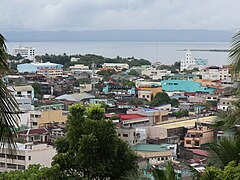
195;58;208;66
161;80;215;94
17;62;63;73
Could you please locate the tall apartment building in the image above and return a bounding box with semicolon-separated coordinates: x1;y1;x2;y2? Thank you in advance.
0;143;56;172
13;46;35;61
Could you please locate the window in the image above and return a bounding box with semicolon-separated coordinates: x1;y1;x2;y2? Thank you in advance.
195;141;200;146
0;153;5;158
18;165;25;170
0;163;5;167
27;91;32;94
118;134;121;137
223;102;225;104
7;154;16;159
186;140;191;144
123;134;128;137
32;122;38;126
28;156;31;161
7;163;17;169
17;156;25;160
146;95;149;98
17;92;21;95
142;95;145;98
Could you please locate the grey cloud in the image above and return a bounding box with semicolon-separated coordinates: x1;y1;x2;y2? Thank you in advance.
0;0;240;31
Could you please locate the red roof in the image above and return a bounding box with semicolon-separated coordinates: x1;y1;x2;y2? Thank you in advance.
118;114;147;120
18;128;48;135
190;149;209;157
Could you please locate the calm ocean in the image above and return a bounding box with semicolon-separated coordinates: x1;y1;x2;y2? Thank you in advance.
7;41;230;65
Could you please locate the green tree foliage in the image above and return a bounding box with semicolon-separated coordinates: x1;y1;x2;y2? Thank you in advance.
31;82;42;100
153;161;176;180
172;110;189;118
97;69;117;78
86;104;105;120
36;54;151;70
150;92;171;107
157;61;180;72
209;138;240;167
53;103;138;179
200;161;240;180
0;164;62;180
229;31;240;76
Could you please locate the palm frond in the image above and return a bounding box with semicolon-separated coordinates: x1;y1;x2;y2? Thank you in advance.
0;34;20;151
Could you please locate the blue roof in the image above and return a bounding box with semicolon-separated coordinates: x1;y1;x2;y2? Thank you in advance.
161;80;215;94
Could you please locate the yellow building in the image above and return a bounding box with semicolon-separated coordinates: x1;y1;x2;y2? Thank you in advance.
137;87;162;101
30;110;68;128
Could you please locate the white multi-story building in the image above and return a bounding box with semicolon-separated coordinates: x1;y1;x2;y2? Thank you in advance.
13;47;35;61
196;66;232;81
141;68;171;80
7;85;34;111
180;50;196;71
180;50;208;71
0;143;56;172
102;63;129;71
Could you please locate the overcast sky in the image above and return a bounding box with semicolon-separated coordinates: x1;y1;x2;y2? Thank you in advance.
1;0;239;31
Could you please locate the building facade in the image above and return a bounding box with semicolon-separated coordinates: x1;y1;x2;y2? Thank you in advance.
13;46;35;61
184;126;214;148
0;143;56;172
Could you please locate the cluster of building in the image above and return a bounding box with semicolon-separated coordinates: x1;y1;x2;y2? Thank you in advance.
1;48;238;179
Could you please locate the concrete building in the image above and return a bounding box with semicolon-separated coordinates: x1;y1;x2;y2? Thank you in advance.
184;126;214;148
141;68;171;80
180;50;208;71
161;80;215;94
13;46;35;61
137;84;163;101
17;62;63;73
217;97;238;111
36;68;63;77
18;128;49;143
196;66;232;81
116;128;140;146
132;144;177;165
7;85;34;111
102;63;129;71
29;110;68;128
0;143;56;171
127;108;169;125
70;64;92;78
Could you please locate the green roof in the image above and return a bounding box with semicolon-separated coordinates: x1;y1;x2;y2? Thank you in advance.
132;144;171;152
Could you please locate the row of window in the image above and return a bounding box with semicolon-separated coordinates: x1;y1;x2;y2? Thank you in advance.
0;154;25;160
0;163;25;170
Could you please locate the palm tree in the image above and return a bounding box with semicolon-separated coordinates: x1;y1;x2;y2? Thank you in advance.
229;31;240;81
209;138;240;167
152;161;176;180
0;34;20;149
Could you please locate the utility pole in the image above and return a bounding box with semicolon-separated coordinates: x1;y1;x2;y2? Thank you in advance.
91;62;96;93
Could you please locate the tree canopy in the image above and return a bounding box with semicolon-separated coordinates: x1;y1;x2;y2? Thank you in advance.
52;103;138;179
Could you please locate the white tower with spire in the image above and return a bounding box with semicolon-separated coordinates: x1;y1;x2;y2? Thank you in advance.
180;49;196;71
